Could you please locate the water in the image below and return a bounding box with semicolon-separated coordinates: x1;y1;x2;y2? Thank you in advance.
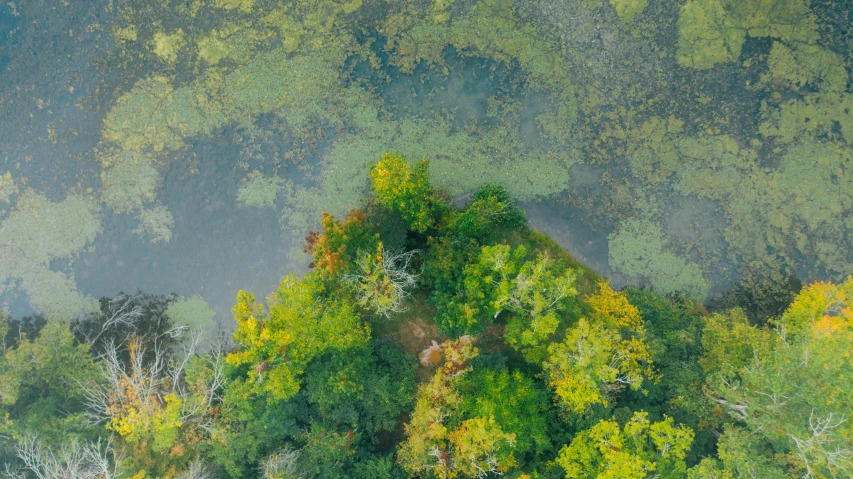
1;0;851;324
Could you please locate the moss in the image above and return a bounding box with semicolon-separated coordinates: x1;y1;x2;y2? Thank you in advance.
133;202;175;243
608;217;710;300
0;190;101;321
152;29;186;65
610;0;648;23
237;171;284;208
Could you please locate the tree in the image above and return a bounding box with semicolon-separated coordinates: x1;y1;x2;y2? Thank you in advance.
304;211;379;280
226;274;370;402
557;411;694;478
369;152;435;233
397;338;518;478
458;368;554;464
80;335;225;477
449;184;526;243
697;278;853;478
0;320;100;459
544;282;653;414
344;244;419;318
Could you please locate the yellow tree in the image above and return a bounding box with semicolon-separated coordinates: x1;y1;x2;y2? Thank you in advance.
544;281;653;413
558;411;694;478
695;278;853;479
369;152;435;233
226;274;370;402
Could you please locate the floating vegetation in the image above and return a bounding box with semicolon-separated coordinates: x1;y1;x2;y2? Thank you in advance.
0;172;17;204
609;217;710;300
3;0;847;317
0;190;101;321
237;171;285;208
133;202;175;243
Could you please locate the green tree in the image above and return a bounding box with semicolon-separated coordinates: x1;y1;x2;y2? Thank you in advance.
369;152;435;233
458;368;554;464
697;278;853;478
397;338;518;478
449;184;525;243
557;411;694;478
0;319;100;461
227;274;370;403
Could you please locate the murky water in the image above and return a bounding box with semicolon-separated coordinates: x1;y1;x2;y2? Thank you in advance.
2;0;851;325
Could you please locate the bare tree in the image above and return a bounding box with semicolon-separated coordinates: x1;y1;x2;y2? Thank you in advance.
345;248;419;317
260;446;302;479
12;436;123;479
79;331;225;436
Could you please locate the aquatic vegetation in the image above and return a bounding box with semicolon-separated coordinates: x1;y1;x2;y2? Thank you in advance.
608;217;710;300
151;29;186;65
760;91;853;145
0;172;17;204
236;171;284;208
610;0;648;23
759;41;848;92
133;202;175;243
677;0;819;69
0;190;101;321
101;151;159;213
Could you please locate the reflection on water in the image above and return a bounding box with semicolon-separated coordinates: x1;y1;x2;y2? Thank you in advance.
1;0;852;325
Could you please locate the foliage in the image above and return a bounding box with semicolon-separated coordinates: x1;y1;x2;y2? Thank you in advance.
302;339;416;438
0;320;99;457
699;278;853;478
304;211;379;280
544;282;653;414
370;152;436;234
557;411;694;478
449;184;526;243
226;274;370;402
397;338;519;478
458;368;553;463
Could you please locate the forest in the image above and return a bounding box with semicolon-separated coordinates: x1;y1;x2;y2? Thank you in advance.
1;154;850;479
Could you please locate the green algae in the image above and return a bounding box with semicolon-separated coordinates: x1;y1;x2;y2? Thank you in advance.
609;217;710;300
610;0;648;23
133;202;175;243
237;171;285;208
0;190;101;321
677;0;819;69
0;172;17;204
